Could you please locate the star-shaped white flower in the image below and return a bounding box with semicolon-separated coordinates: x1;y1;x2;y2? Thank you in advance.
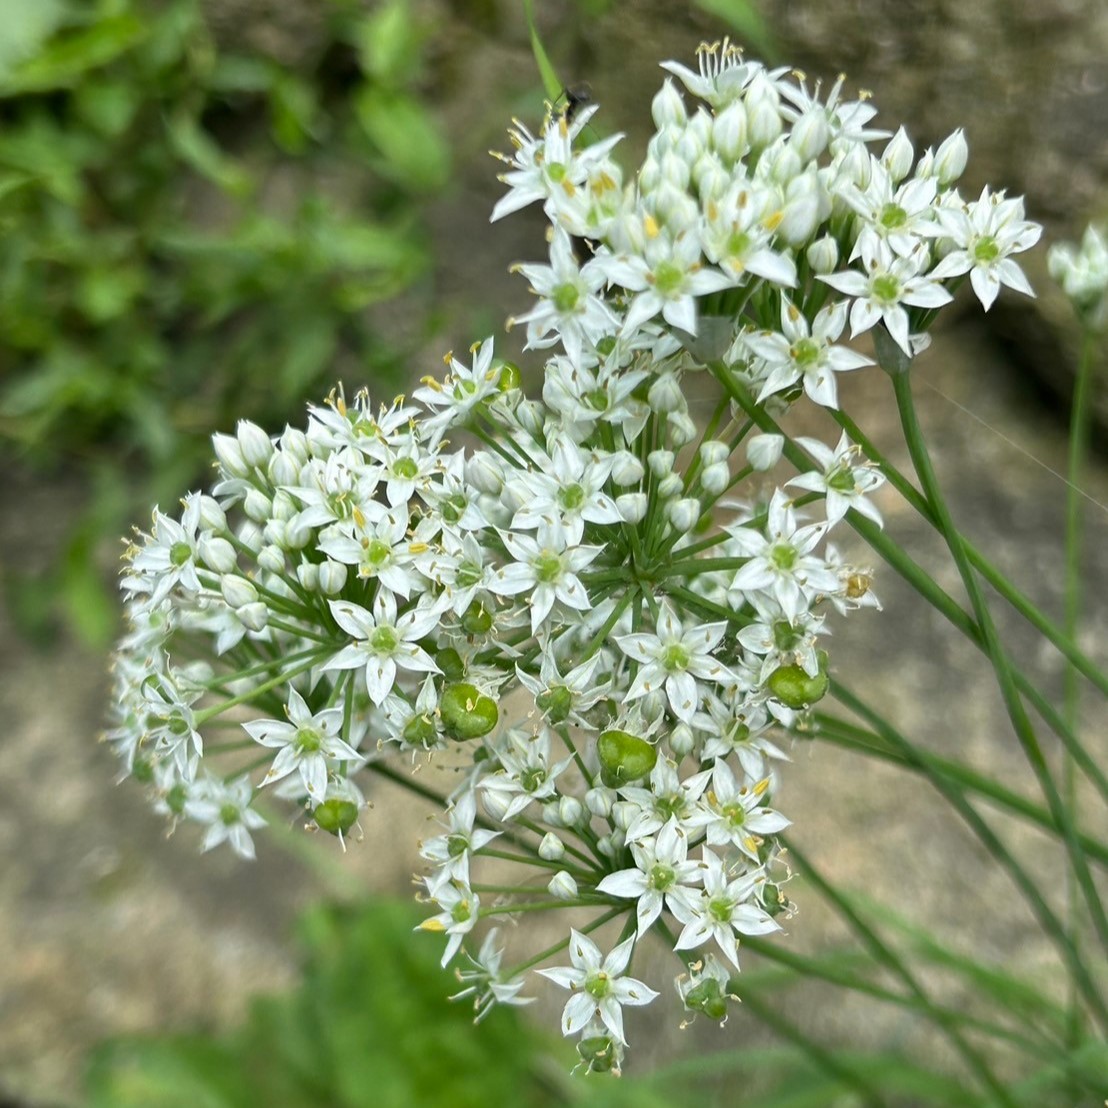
615;601;737;722
538;929;659;1045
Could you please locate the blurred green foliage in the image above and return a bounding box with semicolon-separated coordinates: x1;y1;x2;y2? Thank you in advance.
0;0;448;646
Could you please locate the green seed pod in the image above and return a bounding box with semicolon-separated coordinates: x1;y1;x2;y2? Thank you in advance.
313;799;359;836
536;684;573;724
767;650;829;709
577;1034;619;1073
435;647;466;682
440;683;499;740
597;729;657;787
495;360;522;391
683;978;729;1022
165;783;188;816
402;711;439;750
461;599;494;635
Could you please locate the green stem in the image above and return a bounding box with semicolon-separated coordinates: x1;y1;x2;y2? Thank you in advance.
832;680;1108;1032
889;361;1108;959
831;404;1108;700
784;837;1026;1106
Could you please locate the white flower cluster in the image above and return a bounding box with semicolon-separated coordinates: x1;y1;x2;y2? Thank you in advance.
107;41;1039;1070
1049;223;1108;331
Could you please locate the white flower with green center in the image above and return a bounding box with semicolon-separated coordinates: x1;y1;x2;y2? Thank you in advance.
451;928;535;1021
324;593;443;705
413;338;503;432
844;161;942;258
538;930;659;1045
244;688;359;802
419;790;500;891
418;878;480;967
619;758;713;843
318;503;420;599
510;436;622;545
700;183;797;288
702;760;790;860
930;186;1040;310
727;489;839;619
597;819;702;934
490;523;602;634
615;601;737;723
509;228;620;364
183;774;267;861
669;848;779;969
478;728;572;823
787;431;885;525
125;492;206;609
742;298;872;409
659;38;761;107
599;225;732;337
819;237;952;356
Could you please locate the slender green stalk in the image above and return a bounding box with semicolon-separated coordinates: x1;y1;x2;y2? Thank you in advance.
831;405;1108;700
888;361;1108;958
784;838;1026;1106
812;714;1108;868
832;680;1108;1032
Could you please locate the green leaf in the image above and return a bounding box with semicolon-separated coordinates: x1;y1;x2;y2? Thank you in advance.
354;89;449;191
358;0;422;87
0;0;68;82
166;113;254;198
0;12;146;95
692;0;777;61
522;0;563;102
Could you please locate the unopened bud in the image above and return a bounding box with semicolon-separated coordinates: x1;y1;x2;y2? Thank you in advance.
651;79;687;130
539;832;566;861
237;421;273;469
318;560;348;596
237;602;268;632
668;497;701;532
747;433;784;471
548;870;579;900
881;127;915;183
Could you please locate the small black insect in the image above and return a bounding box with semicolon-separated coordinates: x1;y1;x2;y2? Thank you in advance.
561;81;593;123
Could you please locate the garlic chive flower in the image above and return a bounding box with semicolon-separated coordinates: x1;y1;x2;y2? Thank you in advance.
108;39;1041;1063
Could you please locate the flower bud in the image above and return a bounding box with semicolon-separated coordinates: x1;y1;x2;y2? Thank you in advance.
212;432;249;478
221;574;258;610
196;495;227;533
558;795;584;826
199;535;236;574
767;650;829;708
284;517;311;550
693;151;729;201
656;472;683;499
701;461;730;496
548;870;578;900
318;560;348;596
881;127;915;183
297;562;320;590
647;449;675;478
790;105;830;163
652;79;687;130
279;427;309;467
237;602;269;633
238;520;264;552
237;420;273;469
539;832;566;861
440;683;499;741
585;785;615;819
668;497;701;533
669;722;696;758
611;800;637;832
610;450;644;485
638;153;662;196
515;399;545;436
268;449;300;488
806;234;839;275
648;372;683;414
652;182;698;230
616;493;648;524
257;544;286;575
712;100;749;163
660;150;692;192
482;788;513;822
699;439;729;467
466;453;504;495
778;170;823;247
667;412;698;447
597;729;658;787
747;433;784;471
263;519;287;548
933;128;968;187
243;488;272;524
746;76;783;149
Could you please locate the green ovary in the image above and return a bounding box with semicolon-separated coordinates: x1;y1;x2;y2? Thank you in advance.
973;236;1000;263
295;727;322;754
790;337;821;368
534;551;563;583
220;803;241;826
721;802;745;829
771;543;797;571
170;541;192;567
708;896;735;924
553;282;580;313
370;625;399;653
392;457;418;479
827;467;856;493
586;972;613;1000
559;483;586;511
653;261;685;296
649;863;675;891
365;539;391;566
879;202;907;230
872;273;901;304
662;643;690;671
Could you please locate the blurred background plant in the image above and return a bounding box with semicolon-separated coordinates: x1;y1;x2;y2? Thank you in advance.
0;0;448;647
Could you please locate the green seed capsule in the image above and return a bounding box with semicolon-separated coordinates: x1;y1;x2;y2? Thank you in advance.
495;360;522;391
767;650;829;709
577;1034;619;1073
683;978;729;1021
313;799;359;836
435;647;466;682
440;683;499;740
461;599;494;635
597;729;657;787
